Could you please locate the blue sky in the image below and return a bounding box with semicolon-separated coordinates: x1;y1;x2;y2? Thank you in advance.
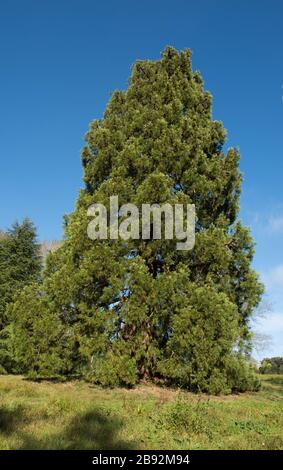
0;0;282;359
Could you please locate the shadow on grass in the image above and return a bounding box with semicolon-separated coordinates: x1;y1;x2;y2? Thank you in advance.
23;375;69;384
0;405;137;450
0;404;28;436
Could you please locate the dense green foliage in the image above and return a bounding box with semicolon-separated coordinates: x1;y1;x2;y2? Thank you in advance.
8;48;263;392
0;219;41;373
259;357;283;375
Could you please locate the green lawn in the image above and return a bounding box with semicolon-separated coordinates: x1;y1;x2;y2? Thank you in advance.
0;374;282;450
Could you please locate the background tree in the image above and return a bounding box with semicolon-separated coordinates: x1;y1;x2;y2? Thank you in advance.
250;300;273;357
10;48;263;392
0;218;42;372
259;357;283;374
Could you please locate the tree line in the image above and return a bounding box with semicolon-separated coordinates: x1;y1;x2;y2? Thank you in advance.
259;357;283;374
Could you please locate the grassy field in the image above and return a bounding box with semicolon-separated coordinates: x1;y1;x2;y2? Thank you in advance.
0;374;282;450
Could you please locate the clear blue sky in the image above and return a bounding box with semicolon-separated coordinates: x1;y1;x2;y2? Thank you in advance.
0;0;282;358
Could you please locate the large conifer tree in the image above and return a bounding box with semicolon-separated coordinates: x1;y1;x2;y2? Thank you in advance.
10;48;263;391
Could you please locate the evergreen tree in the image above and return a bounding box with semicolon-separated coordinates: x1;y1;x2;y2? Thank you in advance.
0;218;42;372
10;48;263;392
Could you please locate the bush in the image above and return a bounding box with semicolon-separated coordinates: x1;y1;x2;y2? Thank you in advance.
89;353;137;387
226;356;261;392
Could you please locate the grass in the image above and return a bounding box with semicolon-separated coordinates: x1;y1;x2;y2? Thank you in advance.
0;374;282;450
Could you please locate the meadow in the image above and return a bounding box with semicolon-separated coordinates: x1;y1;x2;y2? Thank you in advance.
0;374;282;450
